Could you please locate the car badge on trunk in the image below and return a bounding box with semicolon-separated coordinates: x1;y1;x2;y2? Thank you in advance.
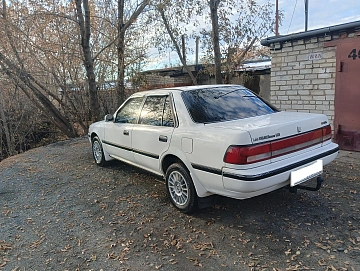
297;126;302;133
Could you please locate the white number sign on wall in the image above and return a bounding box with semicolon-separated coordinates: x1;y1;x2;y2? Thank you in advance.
308;52;322;61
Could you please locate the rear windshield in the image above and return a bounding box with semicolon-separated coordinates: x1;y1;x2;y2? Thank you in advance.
181;86;278;123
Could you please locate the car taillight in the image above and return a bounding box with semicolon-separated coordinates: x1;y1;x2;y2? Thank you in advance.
224;125;332;165
322;125;332;142
224;144;271;165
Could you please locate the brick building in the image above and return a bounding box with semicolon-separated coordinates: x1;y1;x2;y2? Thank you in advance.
261;21;360;151
139;66;197;89
140;60;271;101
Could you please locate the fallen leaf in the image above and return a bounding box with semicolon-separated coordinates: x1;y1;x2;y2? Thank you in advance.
318;259;327;266
29;237;45;249
315;242;330;250
0;241;12;251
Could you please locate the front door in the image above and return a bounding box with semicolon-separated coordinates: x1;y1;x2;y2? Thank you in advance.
103;97;144;163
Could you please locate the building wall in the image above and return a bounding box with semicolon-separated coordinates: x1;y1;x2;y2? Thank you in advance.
140;73;193;90
140;70;271;102
269;36;338;128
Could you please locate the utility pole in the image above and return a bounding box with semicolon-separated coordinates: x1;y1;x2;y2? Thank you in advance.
195;36;199;66
275;0;279;36
182;34;186;64
305;0;309;31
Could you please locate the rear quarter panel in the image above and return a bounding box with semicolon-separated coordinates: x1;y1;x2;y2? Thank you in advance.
169;125;252;196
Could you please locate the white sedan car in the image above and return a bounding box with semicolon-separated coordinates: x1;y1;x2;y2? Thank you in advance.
88;85;339;213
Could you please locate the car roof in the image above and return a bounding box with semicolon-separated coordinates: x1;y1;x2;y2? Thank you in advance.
131;84;243;97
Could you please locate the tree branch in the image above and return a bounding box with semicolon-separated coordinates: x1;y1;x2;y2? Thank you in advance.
92;0;150;61
159;7;197;85
234;37;257;67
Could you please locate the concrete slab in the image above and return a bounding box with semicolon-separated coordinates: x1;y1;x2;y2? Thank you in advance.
335;150;360;165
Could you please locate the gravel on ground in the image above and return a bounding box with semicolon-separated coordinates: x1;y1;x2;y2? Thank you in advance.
0;137;359;271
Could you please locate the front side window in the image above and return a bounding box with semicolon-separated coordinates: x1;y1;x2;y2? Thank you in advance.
115;97;144;124
181;86;278;123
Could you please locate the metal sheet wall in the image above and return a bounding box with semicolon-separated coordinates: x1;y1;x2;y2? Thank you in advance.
334;37;360;151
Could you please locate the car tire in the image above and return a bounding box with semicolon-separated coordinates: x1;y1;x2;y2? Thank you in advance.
92;136;107;167
166;163;198;213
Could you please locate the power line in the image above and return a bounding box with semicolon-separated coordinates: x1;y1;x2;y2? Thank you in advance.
287;0;299;34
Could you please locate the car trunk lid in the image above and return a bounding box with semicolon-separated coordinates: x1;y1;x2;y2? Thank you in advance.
207;112;328;141
207;111;331;164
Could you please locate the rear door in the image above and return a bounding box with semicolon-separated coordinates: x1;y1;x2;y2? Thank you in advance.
132;95;175;174
103;97;144;163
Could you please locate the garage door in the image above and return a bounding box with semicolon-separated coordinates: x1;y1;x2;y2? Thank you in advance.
334;38;360;151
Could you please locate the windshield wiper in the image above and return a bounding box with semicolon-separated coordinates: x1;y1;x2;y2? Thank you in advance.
214;90;255;99
214;89;238;99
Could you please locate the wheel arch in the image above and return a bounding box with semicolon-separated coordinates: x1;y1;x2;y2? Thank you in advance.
90;132;113;162
161;154;184;175
161;153;212;198
90;132;98;141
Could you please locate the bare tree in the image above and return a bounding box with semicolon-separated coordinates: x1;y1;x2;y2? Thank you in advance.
0;0;77;137
76;0;151;107
0;0;153;158
0;54;77;138
209;0;222;84
154;0;202;85
75;0;100;121
0;88;15;156
116;0;151;105
203;0;277;82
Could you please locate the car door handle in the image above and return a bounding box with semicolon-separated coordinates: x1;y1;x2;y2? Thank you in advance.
123;130;129;136
159;135;168;142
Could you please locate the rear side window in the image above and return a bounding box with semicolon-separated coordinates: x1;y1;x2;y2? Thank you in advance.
162;96;175;127
181;86;278;123
139;95;175;127
139;96;167;126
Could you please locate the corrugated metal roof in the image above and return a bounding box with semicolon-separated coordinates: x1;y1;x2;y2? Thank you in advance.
235;60;271;71
261;20;360;47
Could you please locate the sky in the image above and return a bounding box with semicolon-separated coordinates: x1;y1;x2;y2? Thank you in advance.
277;0;360;35
145;0;360;70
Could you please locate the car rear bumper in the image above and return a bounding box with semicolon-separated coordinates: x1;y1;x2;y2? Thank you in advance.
220;142;339;199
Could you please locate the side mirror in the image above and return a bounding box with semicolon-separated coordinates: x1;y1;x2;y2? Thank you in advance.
104;114;114;122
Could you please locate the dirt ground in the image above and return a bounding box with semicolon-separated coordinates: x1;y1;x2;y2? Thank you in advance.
0;137;359;271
